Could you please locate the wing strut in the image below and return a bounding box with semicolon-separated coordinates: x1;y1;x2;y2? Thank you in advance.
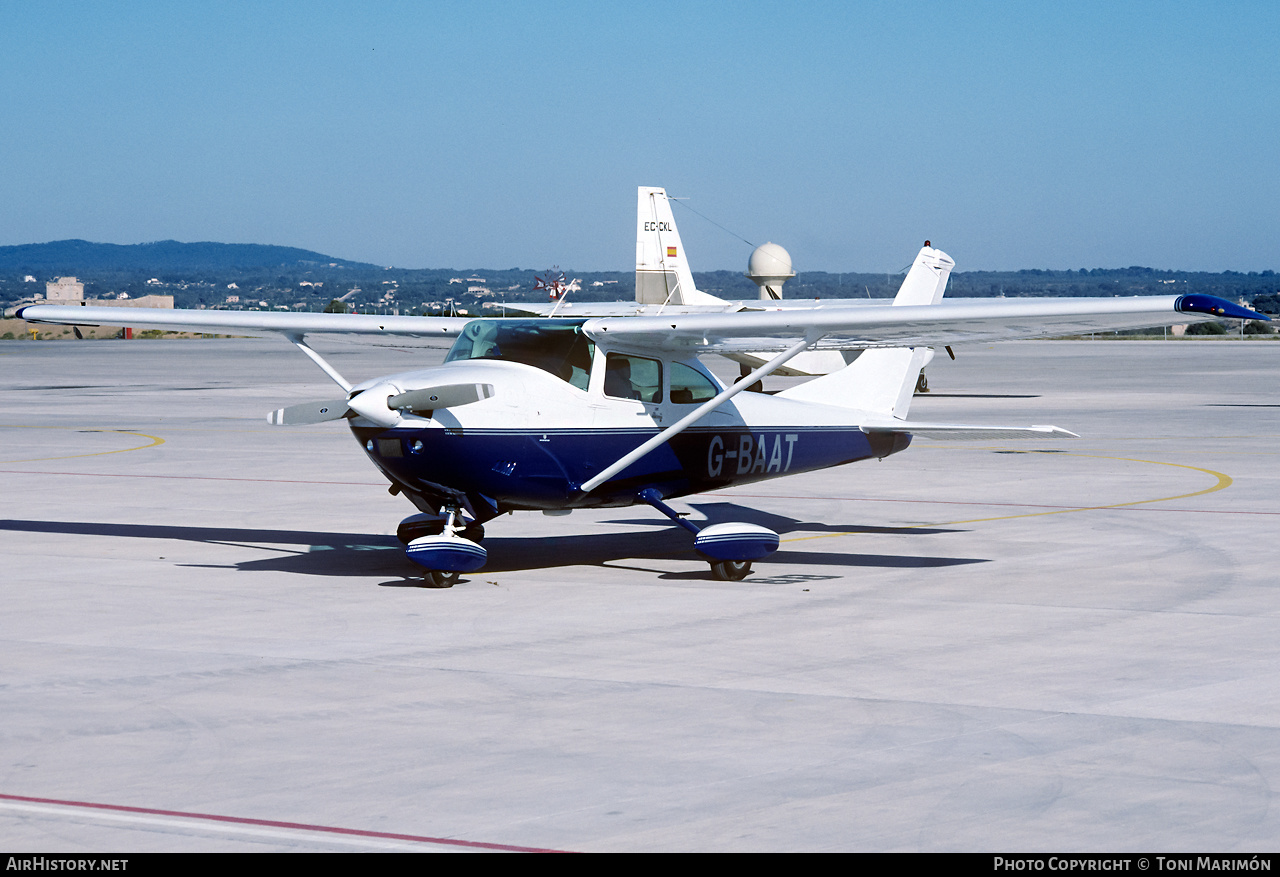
287;334;352;392
577;336;815;495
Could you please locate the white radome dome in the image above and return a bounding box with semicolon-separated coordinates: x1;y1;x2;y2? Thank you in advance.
747;242;795;281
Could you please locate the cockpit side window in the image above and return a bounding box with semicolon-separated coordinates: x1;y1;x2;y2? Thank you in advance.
604;353;662;403
669;362;719;404
445;319;593;390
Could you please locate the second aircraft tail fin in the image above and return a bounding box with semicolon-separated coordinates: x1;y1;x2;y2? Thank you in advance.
891;243;955;307
635;187;726;307
776;244;953;418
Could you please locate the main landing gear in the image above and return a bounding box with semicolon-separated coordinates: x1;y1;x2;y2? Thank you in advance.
638;489;778;581
710;560;752;581
399;507;486;587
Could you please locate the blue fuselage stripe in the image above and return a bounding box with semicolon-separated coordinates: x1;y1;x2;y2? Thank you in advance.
353;425;902;510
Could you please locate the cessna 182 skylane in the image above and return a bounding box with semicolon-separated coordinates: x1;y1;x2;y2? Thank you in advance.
17;228;1265;585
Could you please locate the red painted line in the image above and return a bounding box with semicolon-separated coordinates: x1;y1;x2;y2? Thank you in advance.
0;469;382;486
0;792;570;853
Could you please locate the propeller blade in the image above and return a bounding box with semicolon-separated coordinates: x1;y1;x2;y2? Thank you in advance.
389;383;495;412
267;400;351;425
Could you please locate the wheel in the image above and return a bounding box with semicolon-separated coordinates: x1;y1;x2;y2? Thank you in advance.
424;570;459;588
710;560;752;581
459;523;485;542
915;372;929;393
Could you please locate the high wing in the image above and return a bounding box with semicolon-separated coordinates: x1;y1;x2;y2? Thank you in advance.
20;293;1263;355
581;293;1265;354
15;305;472;392
14;305;468;340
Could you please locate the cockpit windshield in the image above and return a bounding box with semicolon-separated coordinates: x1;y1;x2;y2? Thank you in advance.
445;319;595;391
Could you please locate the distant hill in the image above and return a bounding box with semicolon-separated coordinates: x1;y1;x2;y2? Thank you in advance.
0;240;379;272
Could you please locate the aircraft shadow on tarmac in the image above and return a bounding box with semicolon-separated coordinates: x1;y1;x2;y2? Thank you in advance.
0;513;987;585
916;393;1041;399
606;501;963;538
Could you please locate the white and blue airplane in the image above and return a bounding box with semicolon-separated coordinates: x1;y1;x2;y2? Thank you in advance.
17;230;1266;585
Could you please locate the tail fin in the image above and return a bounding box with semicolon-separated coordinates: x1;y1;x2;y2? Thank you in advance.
891;243;954;306
635;187;725;306
776;244;952;418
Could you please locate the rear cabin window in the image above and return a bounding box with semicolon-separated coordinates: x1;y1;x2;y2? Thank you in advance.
445;319;594;390
604;353;662;403
669;362;718;404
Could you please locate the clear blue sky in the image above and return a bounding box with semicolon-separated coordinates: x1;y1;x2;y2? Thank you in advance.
4;1;1277;272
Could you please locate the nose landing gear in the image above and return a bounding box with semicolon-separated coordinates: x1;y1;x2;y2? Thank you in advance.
424;569;460;588
402;505;486;588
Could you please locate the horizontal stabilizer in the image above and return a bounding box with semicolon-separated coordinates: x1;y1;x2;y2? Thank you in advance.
860;421;1079;441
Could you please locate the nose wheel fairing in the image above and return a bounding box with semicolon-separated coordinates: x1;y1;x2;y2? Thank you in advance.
401;505;488;586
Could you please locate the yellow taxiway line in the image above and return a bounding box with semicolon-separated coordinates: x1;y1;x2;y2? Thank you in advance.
782;452;1234;543
0;426;165;464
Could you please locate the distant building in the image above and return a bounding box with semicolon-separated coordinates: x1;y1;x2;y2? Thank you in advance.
23;275;36;283
46;277;84;301
226;295;240;304
95;294;174;309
